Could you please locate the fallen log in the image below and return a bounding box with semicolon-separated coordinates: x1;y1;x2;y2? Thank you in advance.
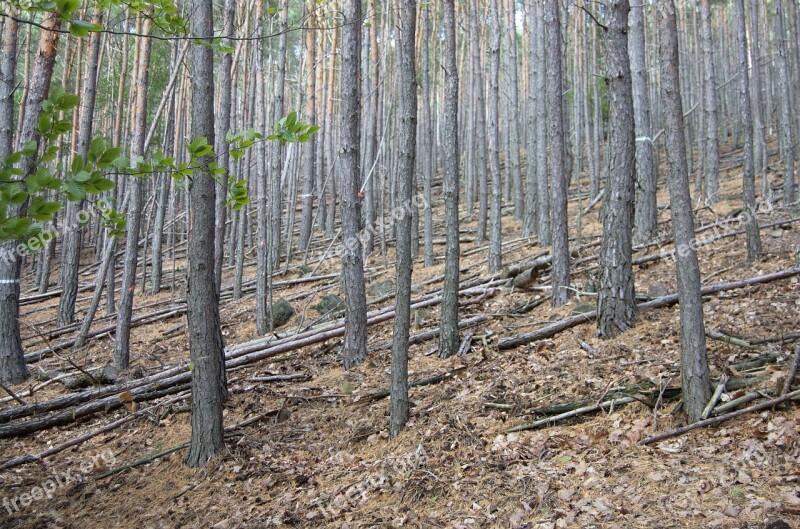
639;389;800;446
499;267;800;350
0;284;501;436
507;396;641;433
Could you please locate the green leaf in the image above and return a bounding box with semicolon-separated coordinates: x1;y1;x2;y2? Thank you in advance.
57;93;80;110
37;114;51;135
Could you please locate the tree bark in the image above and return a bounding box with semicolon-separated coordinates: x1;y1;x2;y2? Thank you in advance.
114;16;153;370
597;0;637;338
487;0;502;273
390;0;416;439
733;0;762;262
438;0;460;359
543;0;570;307
629;1;658;244
340;0;368;369
657;0;712;422
185;0;227;467
773;0;796;204
700;0;720;203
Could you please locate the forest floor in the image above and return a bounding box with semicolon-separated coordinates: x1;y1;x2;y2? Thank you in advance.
1;154;799;529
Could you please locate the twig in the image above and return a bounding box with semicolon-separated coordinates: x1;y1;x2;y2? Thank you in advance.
640;389;800;445
0;383;27;405
508;396;639;433
781;346;800;397
701;375;729;420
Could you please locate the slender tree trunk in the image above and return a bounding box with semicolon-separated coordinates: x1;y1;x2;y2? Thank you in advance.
598;0;637;338
544;0;570;307
340;0;368;369
0;8;25;385
186;0;227;468
214;0;235;293
438;0;460;360
114;17;153;370
269;0;288;270
700;0;720;203
57;11;103;327
487;0;502;272
469;0;488;243
390;0;416;439
748;0;768;195
421;4;434;267
657;0;712;422
299;2;317;253
534;0;550;245
773;0;796;204
630;2;658;244
504;0;523;220
733;0;762;262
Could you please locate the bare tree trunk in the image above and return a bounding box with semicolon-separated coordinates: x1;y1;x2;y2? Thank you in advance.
598;0;636;338
487;0;502;272
269;0;288;270
630;2;658;244
390;0;416;439
534;0;550;245
504;0;523;220
0;8;25;385
57;11;103;327
114;16;153;370
657;0;712;422
299;2;316;253
544;0;570;307
700;0;720;203
748;0;768;194
469;0;488;243
214;0;235;293
421;4;434;267
438;0;460;360
341;0;368;369
733;0;762;262
186;0;227;468
773;0;796;204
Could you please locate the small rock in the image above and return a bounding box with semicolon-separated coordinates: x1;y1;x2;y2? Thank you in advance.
571;302;595;316
721;505;739;518
647;282;671;298
770;229;784;238
270;299;295;328
368;279;395;298
314;294;344;317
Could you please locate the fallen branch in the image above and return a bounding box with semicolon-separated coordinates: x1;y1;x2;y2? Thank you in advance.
639;389;800;446
508;396;640;433
354;367;468;404
499;267;800;350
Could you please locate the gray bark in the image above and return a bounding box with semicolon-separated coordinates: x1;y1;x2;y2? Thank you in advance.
390;0;416;439
0;10;25;385
469;0;488;243
773;0;796;204
186;0;227;468
733;0;762;262
544;0;570;307
438;0;460;360
597;0;636;338
114;17;153;370
657;0;712;423
748;0;768;192
299;3;316;254
534;0;550;245
421;4;434;267
487;0;502;273
629;2;658;245
340;0;368;369
700;0;720;203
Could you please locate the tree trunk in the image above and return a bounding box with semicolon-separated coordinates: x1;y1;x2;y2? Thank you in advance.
544;0;570;307
733;0;762;262
185;0;227;468
114;16;153;370
390;0;416;439
469;0;488;243
773;0;797;204
213;0;235;293
0;9;25;386
438;0;460;360
487;0;502;273
657;0;712;422
298;2;316;254
700;0;720;203
421;4;434;267
630;1;658;244
340;0;368;369
748;0;768;195
1;12;60;385
598;0;637;338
